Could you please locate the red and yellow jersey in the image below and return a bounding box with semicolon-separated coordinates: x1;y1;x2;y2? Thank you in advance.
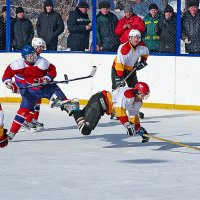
2;56;56;85
112;41;149;77
102;87;142;129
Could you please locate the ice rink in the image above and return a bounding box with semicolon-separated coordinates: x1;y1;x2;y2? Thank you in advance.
1;103;200;200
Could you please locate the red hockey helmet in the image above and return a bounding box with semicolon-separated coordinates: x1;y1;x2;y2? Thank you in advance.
133;82;150;95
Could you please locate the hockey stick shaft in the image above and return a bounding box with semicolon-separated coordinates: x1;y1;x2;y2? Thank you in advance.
19;66;97;89
116;67;137;89
144;134;200;151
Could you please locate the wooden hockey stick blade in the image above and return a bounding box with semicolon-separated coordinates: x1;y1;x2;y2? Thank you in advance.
144;133;200;151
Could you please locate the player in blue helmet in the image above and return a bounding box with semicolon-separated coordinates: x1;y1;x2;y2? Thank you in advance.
2;44;78;141
21;44;38;65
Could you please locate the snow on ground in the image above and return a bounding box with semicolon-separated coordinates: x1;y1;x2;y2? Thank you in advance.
1;103;200;200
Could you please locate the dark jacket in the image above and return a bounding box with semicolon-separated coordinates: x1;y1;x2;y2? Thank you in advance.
67;7;91;51
143;12;161;52
96;11;120;52
36;9;64;49
0;16;6;50
181;10;200;53
156;13;176;53
12;17;34;50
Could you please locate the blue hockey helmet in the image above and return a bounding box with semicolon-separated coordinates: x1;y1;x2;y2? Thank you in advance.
21;45;37;64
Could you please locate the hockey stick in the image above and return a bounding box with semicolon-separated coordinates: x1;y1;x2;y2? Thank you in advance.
19;66;97;89
144;134;200;151
116;67;137;89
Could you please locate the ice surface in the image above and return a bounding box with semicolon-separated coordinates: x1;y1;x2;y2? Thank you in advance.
1;103;200;200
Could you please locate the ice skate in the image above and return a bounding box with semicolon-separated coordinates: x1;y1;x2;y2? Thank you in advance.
31;119;44;131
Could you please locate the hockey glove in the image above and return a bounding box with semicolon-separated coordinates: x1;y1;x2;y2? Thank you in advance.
135;61;148;71
136;127;150;143
5;81;19;93
33;76;51;86
115;76;125;87
124;122;136;136
0;126;8;148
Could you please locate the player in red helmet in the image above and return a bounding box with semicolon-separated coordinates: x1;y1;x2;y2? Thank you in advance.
71;82;150;143
111;29;149;120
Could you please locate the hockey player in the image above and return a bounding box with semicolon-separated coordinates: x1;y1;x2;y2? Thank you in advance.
111;29;149;119
71;82;150;143
0;103;8;148
21;37;47;132
2;44;77;141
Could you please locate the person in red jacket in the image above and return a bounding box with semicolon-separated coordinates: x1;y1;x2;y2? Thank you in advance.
115;6;145;44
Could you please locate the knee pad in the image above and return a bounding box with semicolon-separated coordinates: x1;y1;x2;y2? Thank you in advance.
85;102;101;130
79;123;92;135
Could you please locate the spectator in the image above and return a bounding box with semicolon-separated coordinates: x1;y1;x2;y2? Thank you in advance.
143;3;161;53
181;0;200;54
36;0;64;50
156;5;176;53
12;7;34;50
67;1;91;51
0;6;6;50
115;5;145;44
96;1;120;52
114;1;124;20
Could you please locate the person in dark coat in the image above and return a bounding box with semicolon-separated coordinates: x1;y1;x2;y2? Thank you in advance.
12;7;34;50
181;0;200;54
36;0;64;50
155;5;176;53
67;1;91;51
0;6;6;50
96;1;120;52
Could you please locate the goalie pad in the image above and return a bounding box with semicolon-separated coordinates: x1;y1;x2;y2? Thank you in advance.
84;102;102;130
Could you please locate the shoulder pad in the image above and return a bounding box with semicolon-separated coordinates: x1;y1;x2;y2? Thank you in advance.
124;89;135;99
121;42;131;55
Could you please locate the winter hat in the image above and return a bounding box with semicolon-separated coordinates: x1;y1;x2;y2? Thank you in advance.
99;1;110;9
149;3;158;10
2;6;6;13
164;5;174;13
187;0;199;8
16;7;24;14
44;0;53;7
124;6;133;13
78;1;89;8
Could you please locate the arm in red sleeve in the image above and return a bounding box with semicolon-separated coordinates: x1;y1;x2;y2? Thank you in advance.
45;63;57;80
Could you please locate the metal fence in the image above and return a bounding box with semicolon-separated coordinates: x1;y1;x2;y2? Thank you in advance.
0;0;199;55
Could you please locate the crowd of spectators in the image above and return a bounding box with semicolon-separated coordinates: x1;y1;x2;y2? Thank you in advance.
0;0;200;54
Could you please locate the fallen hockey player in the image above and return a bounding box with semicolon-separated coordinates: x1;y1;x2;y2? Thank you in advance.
71;82;150;143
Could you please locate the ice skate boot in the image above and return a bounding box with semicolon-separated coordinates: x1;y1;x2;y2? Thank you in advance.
31;119;44;131
60;99;79;116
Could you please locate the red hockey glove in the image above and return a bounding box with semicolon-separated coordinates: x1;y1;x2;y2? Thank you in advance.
33;76;51;86
5;81;19;93
0;126;8;148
